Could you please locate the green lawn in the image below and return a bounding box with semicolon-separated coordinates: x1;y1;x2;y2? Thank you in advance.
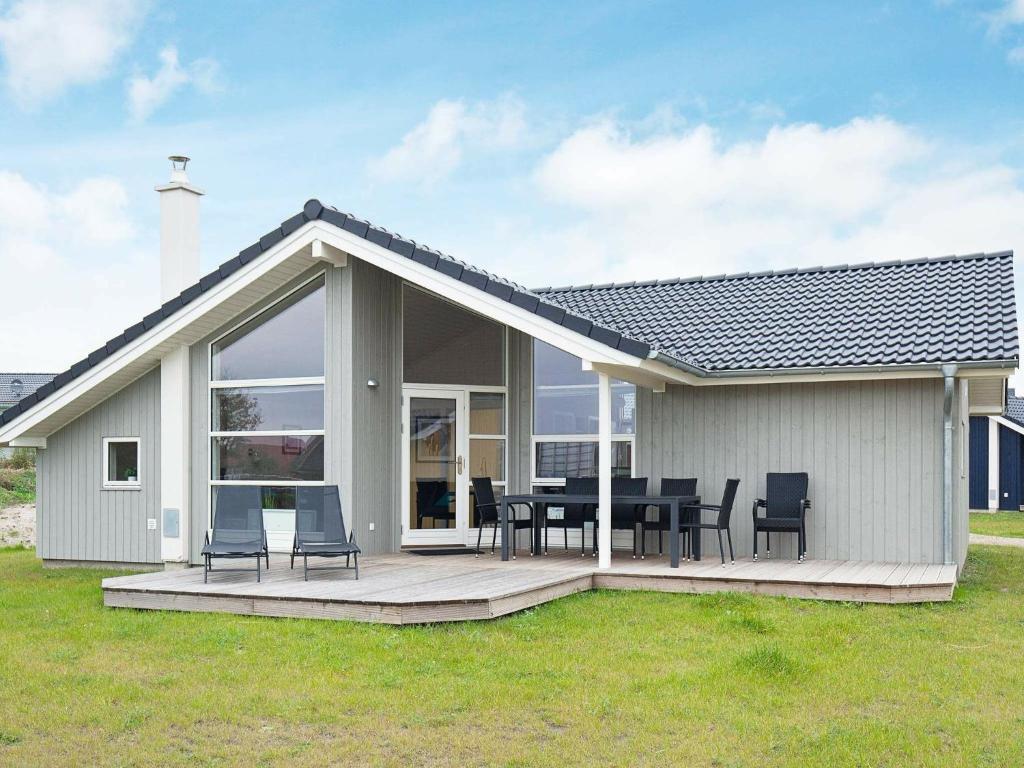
0;468;34;508
970;510;1024;539
2;546;1023;767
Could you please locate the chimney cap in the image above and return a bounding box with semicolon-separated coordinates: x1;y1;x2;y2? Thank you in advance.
168;155;191;183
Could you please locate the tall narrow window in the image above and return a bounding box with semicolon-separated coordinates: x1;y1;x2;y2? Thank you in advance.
210;275;327;518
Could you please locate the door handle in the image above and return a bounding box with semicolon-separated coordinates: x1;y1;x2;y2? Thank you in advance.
456;455;464;475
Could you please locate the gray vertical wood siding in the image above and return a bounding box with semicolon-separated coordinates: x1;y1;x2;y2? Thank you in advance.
347;258;402;553
37;368;161;564
635;378;949;564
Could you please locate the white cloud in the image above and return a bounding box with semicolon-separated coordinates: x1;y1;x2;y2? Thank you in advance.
369;95;527;183
500;115;1024;293
1009;44;1024;63
127;45;222;122
0;0;146;107
989;0;1024;32
0;171;155;370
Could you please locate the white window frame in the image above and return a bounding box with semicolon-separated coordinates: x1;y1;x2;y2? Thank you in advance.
102;436;141;490
207;272;328;526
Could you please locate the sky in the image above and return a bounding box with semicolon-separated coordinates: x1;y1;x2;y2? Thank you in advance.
3;0;1024;385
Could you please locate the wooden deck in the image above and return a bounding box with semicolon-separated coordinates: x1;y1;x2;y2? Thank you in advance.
101;551;958;624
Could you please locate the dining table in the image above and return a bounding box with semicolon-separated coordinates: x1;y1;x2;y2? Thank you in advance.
498;492;702;567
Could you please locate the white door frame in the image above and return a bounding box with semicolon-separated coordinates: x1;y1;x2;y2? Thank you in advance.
401;387;469;546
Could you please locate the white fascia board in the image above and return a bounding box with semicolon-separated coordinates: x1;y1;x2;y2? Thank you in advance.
9;437;46;448
993;415;1024;437
311;223;642;367
0;223;324;445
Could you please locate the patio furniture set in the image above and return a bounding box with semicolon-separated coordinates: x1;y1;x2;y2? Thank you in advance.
478;472;811;568
199;473;810;583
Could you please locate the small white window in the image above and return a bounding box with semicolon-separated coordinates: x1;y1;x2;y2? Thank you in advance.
103;437;141;489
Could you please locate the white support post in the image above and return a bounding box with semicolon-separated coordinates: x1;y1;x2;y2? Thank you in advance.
160;345;191;563
598;371;612;569
988;417;1000;510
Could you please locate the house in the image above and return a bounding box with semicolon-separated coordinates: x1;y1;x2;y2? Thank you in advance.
0;374;54;459
0;374;55;411
0;158;1016;581
969;390;1024;511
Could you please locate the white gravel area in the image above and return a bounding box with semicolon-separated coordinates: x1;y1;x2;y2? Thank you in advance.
0;503;35;547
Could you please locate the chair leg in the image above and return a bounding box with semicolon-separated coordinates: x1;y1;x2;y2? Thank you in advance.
476;521;483;557
303;552;309;582
353;552;359;580
641;526;646;560
659;529;663;555
256;554;261;583
726;529;735;564
510;522;516;560
766;532;771;560
491;521;497;555
204;555;209;583
717;529;725;566
564;526;568;551
752;528;758;561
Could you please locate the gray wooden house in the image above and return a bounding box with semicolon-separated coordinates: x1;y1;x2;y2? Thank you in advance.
0;159;1016;583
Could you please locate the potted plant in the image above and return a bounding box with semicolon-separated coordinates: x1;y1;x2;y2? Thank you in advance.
124;467;137;483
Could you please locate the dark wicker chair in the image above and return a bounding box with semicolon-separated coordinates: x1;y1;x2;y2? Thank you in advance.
472;476;533;557
415;478;455;529
290;485;360;580
544;476;598;555
640;477;698;559
752;472;811;562
598;476;648;557
677;478;740;565
202;485;268;583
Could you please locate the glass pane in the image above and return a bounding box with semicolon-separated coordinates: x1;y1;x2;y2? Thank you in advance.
213;385;324;432
408;397;457;530
533;340;635;434
212;277;325;381
470;392;504;435
261;486;296;510
470;439;505;482
107;441;139;482
533;441;632;480
212;435;324;481
403;286;504;385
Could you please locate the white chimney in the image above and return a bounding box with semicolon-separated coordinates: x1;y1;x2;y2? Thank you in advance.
155;155;203;302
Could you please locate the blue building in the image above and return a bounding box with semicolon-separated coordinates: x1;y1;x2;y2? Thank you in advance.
969;390;1024;511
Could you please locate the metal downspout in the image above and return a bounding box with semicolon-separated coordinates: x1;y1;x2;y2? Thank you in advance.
941;364;958;565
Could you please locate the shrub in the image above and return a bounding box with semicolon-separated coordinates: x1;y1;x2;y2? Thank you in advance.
0;447;35;470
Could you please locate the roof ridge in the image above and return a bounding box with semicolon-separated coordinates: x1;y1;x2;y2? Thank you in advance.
533;250;1015;293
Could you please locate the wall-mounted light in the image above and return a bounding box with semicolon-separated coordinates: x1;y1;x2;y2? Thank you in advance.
366;378;379;389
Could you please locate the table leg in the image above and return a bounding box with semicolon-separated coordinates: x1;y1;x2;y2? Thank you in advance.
500;500;509;561
669;500;679;568
692;504;702;561
533;503;542;556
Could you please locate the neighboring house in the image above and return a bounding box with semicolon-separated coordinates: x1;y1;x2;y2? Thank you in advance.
0;374;54;459
969;390;1024;511
0;159;1016;575
0;374;55;412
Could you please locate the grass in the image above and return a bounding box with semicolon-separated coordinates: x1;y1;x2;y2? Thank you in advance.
0;468;34;508
970;510;1024;539
2;546;1024;767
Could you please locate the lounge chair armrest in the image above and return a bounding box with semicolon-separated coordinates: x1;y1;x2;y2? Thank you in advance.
204;530;211;545
349;530;357;544
475;501;499;511
801;499;811;519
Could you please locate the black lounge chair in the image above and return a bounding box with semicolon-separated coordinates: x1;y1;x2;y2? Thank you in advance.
640;477;698;559
677;478;740;565
596;476;649;557
202;485;269;583
472;476;533;557
291;485;360;580
752;472;811;562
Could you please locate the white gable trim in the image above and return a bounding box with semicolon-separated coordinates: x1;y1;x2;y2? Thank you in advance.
0;219;651;444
